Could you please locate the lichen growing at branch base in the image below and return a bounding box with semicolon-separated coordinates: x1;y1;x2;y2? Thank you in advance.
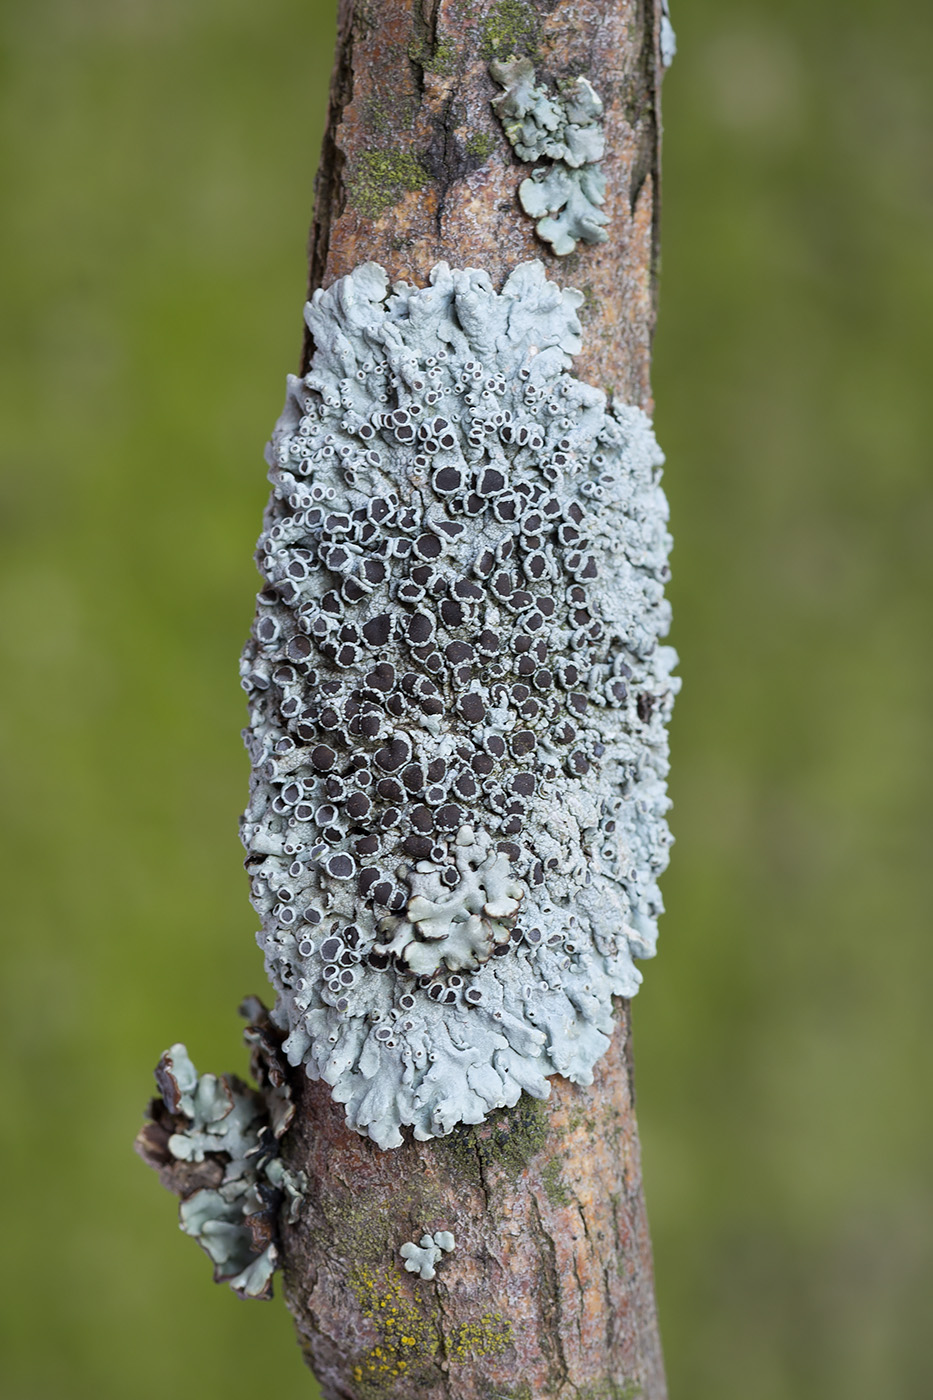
242;259;677;1151
136;1006;305;1299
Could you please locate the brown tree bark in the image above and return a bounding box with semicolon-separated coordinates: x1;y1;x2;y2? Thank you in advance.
277;3;669;1397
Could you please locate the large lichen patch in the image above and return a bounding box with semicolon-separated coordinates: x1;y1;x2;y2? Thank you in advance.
242;260;677;1150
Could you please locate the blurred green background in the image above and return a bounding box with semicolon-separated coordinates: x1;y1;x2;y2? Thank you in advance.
1;0;930;1396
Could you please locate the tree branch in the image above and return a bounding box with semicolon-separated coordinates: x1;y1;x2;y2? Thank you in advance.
282;3;669;1396
139;2;672;1395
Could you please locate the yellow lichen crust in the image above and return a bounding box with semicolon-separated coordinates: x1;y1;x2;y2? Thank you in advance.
349;1263;440;1369
448;1311;514;1360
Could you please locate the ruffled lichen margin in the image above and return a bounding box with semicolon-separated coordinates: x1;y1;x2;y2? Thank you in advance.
136;1000;304;1299
239;260;677;1151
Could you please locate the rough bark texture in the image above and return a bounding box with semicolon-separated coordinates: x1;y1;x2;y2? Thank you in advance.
284;1003;665;1398
279;3;668;1397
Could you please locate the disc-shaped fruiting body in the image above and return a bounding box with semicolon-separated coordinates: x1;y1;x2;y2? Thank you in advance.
240;261;678;1149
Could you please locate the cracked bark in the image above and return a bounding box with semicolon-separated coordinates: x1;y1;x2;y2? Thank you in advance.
282;2;667;1395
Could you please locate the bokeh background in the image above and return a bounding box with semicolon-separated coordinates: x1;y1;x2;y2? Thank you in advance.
1;0;931;1396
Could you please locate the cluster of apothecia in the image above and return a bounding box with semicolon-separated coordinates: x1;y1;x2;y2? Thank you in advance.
240;261;677;1148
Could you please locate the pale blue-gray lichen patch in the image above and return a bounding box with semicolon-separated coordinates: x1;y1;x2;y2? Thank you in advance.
241;259;677;1151
660;2;677;69
400;1229;456;1279
148;1041;306;1300
490;59;609;255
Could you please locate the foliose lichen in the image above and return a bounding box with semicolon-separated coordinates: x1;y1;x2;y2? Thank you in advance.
400;1229;456;1279
241;258;677;1151
660;2;677;69
490;58;609;255
141;1009;306;1299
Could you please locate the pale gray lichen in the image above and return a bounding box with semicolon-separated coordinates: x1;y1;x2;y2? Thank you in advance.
400;1229;456;1279
660;2;677;70
381;825;523;973
519;164;609;258
241;259;678;1151
153;1042;306;1299
490;58;609;255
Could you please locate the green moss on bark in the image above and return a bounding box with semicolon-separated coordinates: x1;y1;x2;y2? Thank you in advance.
541;1155;572;1207
466;130;496;160
347;150;430;217
481;0;540;60
433;1093;549;1182
409;35;457;75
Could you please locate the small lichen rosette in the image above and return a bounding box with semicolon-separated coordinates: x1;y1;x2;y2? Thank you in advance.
240;260;678;1149
490;58;609;255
